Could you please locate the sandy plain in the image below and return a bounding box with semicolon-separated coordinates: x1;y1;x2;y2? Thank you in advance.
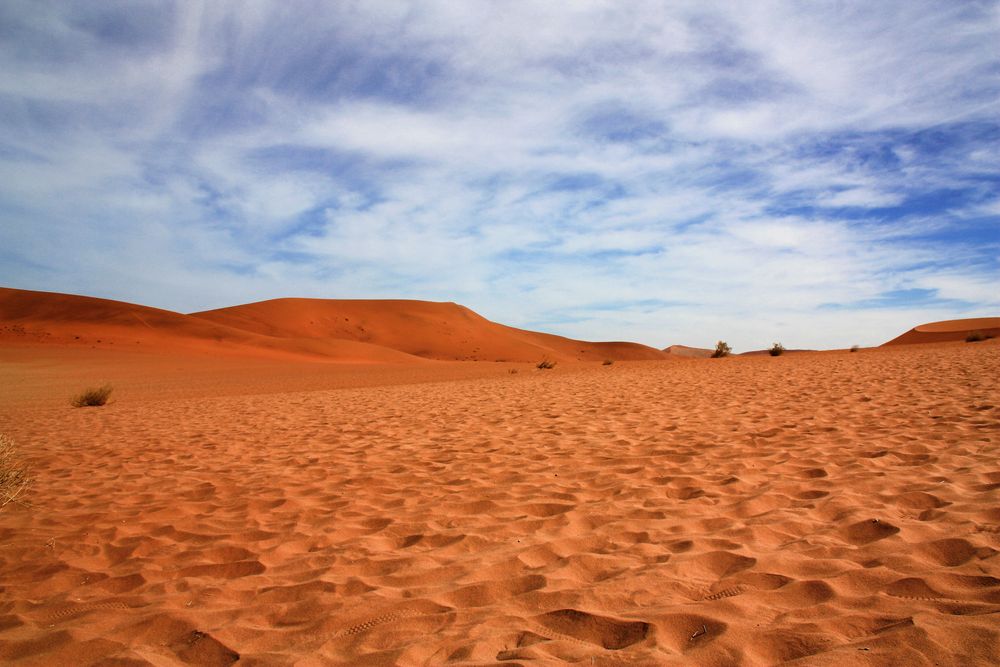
2;337;999;666
1;289;999;665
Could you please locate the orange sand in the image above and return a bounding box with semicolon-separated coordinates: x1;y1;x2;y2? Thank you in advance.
1;290;999;665
882;317;1000;346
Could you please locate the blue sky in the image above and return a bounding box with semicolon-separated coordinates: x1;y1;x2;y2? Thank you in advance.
1;1;998;350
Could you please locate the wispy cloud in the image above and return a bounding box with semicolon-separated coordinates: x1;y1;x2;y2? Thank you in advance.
1;0;997;349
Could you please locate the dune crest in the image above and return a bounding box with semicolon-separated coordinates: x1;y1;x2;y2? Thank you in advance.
883;317;1000;345
192;297;667;362
0;288;667;363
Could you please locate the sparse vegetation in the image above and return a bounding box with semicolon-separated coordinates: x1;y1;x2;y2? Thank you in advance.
71;384;113;407
711;341;731;358
1;434;29;510
536;359;556;370
769;342;785;357
850;344;860;352
965;331;993;343
508;368;519;374
603;359;614;366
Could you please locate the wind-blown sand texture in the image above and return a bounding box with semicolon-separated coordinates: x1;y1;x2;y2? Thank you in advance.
2;336;999;665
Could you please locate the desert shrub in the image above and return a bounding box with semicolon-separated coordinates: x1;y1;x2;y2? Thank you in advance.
71;384;113;407
711;341;731;358
603;359;614;366
1;434;28;510
508;368;519;374
769;342;785;357
966;331;993;343
536;359;556;370
850;344;860;352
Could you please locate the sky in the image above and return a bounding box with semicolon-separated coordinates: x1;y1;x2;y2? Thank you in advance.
1;1;998;351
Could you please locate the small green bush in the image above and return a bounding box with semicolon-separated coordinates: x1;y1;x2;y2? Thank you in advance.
71;384;113;407
536;359;556;370
769;342;785;357
711;341;731;358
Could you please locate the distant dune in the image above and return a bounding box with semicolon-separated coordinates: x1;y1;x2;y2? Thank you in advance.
192;298;668;362
882;317;1000;346
663;344;713;358
0;288;668;363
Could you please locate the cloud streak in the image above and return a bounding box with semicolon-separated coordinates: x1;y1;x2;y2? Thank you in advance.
1;0;997;350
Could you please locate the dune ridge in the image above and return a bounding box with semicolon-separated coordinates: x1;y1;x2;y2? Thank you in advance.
191;297;667;362
882;317;1000;346
1;288;666;363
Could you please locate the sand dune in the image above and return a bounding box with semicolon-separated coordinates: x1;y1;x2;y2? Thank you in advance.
192;297;667;362
1;288;666;363
883;317;1000;346
2;335;998;665
0;288;423;364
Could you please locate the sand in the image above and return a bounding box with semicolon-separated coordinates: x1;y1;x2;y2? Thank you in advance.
2;334;999;666
883;318;1000;346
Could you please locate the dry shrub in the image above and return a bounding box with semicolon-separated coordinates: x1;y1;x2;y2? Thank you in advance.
966;331;993;343
603;359;614;366
769;342;785;357
1;434;29;510
711;341;731;358
71;384;113;408
536;359;556;370
850;344;860;352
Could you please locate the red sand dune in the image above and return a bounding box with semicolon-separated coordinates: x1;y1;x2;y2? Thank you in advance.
192;297;667;362
0;288;667;363
0;288;423;364
883;317;1000;346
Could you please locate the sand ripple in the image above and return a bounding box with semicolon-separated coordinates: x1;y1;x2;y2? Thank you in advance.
1;342;999;664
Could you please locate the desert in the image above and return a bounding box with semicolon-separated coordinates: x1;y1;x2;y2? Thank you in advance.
2;5;998;665
1;288;998;665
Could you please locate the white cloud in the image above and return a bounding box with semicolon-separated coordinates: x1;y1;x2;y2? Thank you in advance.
0;1;997;349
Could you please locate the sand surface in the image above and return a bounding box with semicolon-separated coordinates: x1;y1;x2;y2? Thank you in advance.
2;338;999;666
882;318;1000;346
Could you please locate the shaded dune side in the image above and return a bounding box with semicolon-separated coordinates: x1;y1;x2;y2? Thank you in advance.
0;288;424;364
883;317;1000;346
191;297;669;362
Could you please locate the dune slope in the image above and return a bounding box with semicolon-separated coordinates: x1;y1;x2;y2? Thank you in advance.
1;288;667;363
0;288;424;363
191;297;667;362
883;317;1000;346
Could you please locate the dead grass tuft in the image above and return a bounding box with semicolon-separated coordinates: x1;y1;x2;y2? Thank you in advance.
71;384;113;407
0;434;29;510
